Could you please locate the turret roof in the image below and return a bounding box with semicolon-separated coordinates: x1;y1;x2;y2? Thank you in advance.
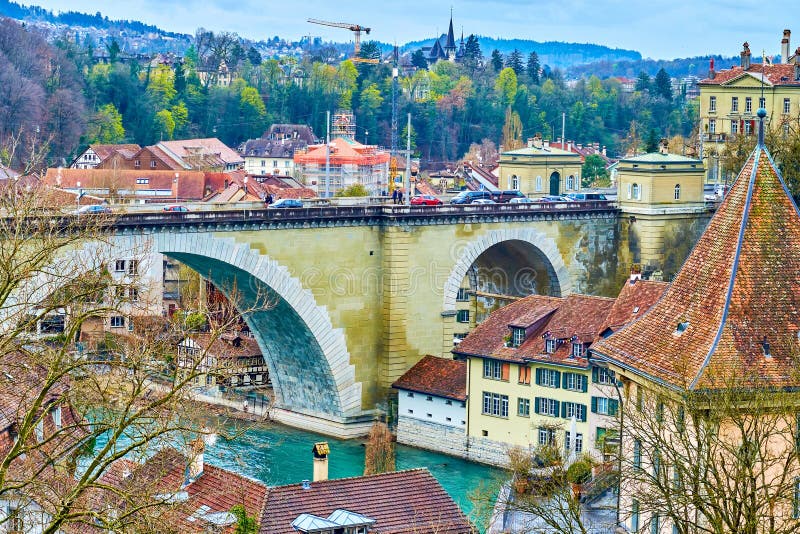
592;121;800;390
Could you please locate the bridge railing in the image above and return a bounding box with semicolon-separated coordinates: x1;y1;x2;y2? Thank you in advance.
111;200;617;227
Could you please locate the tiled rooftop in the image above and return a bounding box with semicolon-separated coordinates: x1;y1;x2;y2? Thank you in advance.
391;355;466;401
258;469;472;534
592;128;800;389
700;63;800;86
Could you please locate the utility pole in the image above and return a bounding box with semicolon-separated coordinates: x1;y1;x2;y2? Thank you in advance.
405;113;411;206
391;46;399;156
561;112;566;146
325;110;330;198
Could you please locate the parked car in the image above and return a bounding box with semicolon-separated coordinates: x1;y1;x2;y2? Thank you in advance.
72;204;111;215
471;198;496;204
450;191;494;204
494;190;527;203
269;198;304;209
566;192;607;201
411;195;443;206
509;197;536;204
163;205;189;212
535;195;573;203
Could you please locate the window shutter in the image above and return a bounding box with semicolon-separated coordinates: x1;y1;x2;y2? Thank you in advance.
609;398;619;416
561;402;567;418
562;373;568;389
592;367;599;383
553;371;561;388
591;396;598;414
535;368;542;385
580;404;587;422
534;397;542;415
525;367;531;384
553;400;560;417
581;375;588;392
501;363;510;381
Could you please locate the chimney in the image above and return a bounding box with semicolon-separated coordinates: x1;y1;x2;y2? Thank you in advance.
782;30;791;64
741;42;751;70
527;137;535;148
543;139;550;149
602;146;607;157
312;442;329;482
630;265;642;284
567;141;573;152
659;138;669;155
708;57;716;80
186;438;204;484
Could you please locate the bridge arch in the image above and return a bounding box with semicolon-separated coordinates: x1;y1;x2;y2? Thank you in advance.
442;228;572;311
152;232;361;420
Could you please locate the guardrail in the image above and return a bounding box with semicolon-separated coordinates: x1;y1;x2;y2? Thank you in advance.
111;200;618;228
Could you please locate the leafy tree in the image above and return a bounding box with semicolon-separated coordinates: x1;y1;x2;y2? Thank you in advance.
146;64;176;110
231;504;258;534
526;51;541;84
174;61;186;96
581;154;609;187
635;70;651;92
335;183;370;197
506;48;524;76
86;103;125;144
494;67;518;107
501;107;524;151
654;68;673;102
239;85;267;139
106;38;121;63
246;46;262;66
490;49;504;72
411;49;428;70
154;109;176;140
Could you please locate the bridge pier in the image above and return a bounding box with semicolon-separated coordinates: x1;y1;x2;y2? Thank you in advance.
380;225;412;389
270;408;380;439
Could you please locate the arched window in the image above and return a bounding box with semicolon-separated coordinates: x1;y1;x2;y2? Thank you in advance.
632;183;640;200
567;175;575;190
536;176;543;192
512;175;519;190
674;184;681;200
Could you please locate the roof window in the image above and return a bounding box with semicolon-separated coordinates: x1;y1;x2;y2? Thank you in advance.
762;336;771;358
673;320;690;336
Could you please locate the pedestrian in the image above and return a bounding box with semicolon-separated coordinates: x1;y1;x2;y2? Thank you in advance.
398;190;404;204
391;189;398;204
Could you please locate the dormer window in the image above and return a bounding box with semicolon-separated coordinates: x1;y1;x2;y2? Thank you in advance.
511;327;525;348
545;338;557;354
572;342;586;358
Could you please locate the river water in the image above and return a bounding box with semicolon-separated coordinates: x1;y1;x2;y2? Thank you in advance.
204;421;501;518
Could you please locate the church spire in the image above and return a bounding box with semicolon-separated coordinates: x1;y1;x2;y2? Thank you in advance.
445;9;456;52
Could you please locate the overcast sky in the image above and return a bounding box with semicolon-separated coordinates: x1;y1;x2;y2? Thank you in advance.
24;0;800;59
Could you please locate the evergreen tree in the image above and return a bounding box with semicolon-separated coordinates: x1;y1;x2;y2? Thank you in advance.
490;49;504;72
526;51;540;84
644;128;660;153
358;41;381;61
174;61;186;96
506;49;524;76
635;71;651;92
106;38;120;63
463;34;481;71
654;67;673;102
247;46;262;66
411;49;428;70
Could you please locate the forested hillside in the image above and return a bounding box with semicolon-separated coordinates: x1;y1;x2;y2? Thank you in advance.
0;17;699;171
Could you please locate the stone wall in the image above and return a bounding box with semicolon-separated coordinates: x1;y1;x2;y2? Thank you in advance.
397;415;515;468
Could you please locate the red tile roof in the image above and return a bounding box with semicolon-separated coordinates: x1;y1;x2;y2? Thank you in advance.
258;469;473;534
182;333;262;360
391;355;466;401
700;63;800;86
592;136;800;390
158;138;244;166
42;168;208;201
90;144;142;161
453;294;615;368
598;279;669;338
294;137;390;166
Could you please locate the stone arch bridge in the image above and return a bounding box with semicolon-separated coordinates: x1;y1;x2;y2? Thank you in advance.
91;202;692;436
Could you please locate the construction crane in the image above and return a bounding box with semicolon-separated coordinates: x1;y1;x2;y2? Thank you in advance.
307;19;376;62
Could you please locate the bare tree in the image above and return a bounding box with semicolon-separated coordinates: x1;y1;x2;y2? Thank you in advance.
0;145;274;532
363;422;395;476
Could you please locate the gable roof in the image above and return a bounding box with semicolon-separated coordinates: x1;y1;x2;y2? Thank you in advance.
258;469;472;534
700;63;800;86
90;144;142;161
592;119;800;390
598;279;669;337
453;294;615;368
391;355;466;401
158;138;244;167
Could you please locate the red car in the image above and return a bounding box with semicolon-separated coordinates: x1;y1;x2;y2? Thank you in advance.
411;195;443;206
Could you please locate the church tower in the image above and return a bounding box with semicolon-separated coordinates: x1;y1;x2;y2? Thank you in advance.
444;11;456;61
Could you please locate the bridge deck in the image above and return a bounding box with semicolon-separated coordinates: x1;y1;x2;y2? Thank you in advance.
110;201;619;230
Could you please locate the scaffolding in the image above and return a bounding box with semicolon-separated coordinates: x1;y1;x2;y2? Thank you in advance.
294;136;390;196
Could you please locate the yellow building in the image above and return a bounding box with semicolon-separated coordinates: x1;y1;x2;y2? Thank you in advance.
453;283;665;466
616;144;705;212
698;38;800;181
498;136;583;198
591;118;800;533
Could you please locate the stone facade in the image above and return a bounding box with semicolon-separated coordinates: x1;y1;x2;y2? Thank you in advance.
396;416;469;459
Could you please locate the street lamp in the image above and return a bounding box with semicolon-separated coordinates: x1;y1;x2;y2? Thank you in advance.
174;173;179;203
76;181;81;206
